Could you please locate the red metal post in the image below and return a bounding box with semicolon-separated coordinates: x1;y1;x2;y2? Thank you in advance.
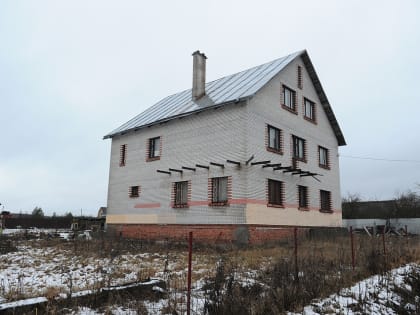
187;231;193;315
350;226;355;270
294;227;298;281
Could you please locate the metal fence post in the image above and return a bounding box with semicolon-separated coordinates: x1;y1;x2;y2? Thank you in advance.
350;226;355;270
187;231;193;315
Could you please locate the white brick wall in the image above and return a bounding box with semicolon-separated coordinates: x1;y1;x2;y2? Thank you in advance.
106;56;343;227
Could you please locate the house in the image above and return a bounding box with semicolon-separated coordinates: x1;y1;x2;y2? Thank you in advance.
104;50;346;243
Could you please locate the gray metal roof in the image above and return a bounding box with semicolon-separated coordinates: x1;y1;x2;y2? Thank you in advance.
104;50;346;146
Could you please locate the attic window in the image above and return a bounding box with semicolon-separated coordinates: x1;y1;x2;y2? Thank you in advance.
282;85;297;113
304;98;316;123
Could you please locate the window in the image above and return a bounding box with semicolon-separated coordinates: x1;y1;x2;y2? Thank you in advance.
267;125;282;153
298;185;308;209
268;179;284;207
119;144;127;167
319;146;329;168
292;135;306;161
129;186;140;198
282;85;296;112
320;190;332;212
148;137;161;159
211;177;228;205
174;181;188;207
297;66;303;89
304;98;315;122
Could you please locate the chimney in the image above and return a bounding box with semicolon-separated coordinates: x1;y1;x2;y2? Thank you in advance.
192;50;207;100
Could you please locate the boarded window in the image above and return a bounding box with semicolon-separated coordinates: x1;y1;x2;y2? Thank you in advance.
320;190;332;212
119;144;127;167
297;65;303;89
212;177;228;204
268;179;284;206
298;185;308;209
129;186;139;198
174;181;188;207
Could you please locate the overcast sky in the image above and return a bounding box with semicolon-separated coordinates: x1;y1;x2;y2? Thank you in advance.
1;0;419;216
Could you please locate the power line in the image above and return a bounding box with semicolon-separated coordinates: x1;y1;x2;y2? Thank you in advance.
340;155;420;163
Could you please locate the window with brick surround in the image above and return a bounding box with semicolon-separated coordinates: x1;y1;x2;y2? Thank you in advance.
119;144;127;167
319;146;329;169
267;125;282;153
282;85;297;112
268;179;284;207
320;190;332;212
297;65;303;89
211;177;228;205
129;186;140;198
304;98;316;122
298;185;308;209
292;135;306;161
148;137;161;159
174;181;188;207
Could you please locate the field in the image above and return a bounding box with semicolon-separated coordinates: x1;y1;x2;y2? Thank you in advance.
0;229;419;314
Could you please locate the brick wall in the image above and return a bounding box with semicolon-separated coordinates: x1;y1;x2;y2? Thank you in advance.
109;224;306;245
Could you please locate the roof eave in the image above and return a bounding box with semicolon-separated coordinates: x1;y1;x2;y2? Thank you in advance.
103;96;251;140
300;51;346;146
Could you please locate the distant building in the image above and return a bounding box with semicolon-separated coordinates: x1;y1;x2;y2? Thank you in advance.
104;50;346;243
97;207;107;218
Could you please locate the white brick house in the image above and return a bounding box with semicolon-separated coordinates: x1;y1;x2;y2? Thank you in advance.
104;50;346;242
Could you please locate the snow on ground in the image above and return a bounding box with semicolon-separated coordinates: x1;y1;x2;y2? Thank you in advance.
0;244;168;301
289;263;419;315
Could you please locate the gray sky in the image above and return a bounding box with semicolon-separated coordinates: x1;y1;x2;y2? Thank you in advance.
1;0;419;215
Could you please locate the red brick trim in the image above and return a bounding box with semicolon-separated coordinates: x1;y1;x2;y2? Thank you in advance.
134;203;160;208
119;144;127;167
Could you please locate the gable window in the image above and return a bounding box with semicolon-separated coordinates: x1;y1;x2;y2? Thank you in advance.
174;181;188;207
282;85;297;112
129;186;140;198
297;66;303;89
268;179;284;207
319;146;330;169
320;190;332;212
304;98;316;122
119;144;127;167
298;185;308;209
292;135;306;161
267;125;282;153
211;177;228;205
148;136;161;160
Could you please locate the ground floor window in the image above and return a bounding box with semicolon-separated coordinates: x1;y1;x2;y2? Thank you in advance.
268;179;284;207
211;177;228;205
298;185;308;209
174;181;188;207
320;190;332;212
129;186;140;198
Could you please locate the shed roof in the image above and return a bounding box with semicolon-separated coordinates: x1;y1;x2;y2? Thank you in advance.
104;50;346;146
